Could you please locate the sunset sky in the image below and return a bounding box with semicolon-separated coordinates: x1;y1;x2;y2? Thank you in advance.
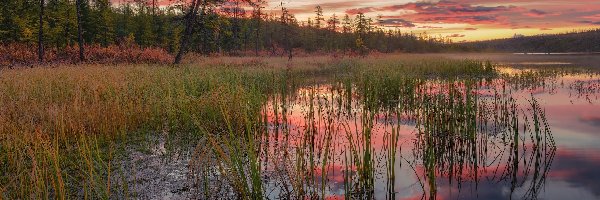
261;0;600;41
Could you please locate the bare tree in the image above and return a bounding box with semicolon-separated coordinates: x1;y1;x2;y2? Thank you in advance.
152;0;157;16
38;0;44;63
174;0;204;64
75;0;85;62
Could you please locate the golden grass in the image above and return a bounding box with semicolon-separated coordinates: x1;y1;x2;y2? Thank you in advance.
0;54;496;199
0;63;283;198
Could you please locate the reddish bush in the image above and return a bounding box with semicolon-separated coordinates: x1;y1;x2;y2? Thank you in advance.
0;43;174;68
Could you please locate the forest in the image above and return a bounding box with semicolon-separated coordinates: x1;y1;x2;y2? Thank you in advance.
467;29;600;53
0;0;470;67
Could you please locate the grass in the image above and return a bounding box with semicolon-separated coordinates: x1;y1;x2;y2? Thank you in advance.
0;54;572;199
0;62;285;199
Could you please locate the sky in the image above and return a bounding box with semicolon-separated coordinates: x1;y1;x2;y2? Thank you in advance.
261;0;600;41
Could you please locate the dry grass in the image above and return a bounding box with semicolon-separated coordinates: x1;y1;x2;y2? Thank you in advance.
0;62;283;198
0;55;497;199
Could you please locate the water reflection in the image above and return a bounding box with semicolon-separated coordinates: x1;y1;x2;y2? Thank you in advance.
194;68;600;200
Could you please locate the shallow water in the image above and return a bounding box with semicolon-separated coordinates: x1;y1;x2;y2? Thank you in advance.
256;68;600;199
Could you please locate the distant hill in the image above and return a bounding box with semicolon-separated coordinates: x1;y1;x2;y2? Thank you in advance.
465;29;600;53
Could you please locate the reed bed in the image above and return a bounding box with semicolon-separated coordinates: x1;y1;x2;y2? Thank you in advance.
1;55;588;199
0;63;285;199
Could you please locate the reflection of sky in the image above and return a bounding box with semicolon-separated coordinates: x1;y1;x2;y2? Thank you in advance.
547;150;600;197
522;75;600;150
442;74;600;199
416;148;600;200
262;72;600;199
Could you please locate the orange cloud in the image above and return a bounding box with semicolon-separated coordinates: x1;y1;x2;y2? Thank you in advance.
448;33;466;37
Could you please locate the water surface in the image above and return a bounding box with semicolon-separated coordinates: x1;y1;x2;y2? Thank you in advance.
255;65;600;199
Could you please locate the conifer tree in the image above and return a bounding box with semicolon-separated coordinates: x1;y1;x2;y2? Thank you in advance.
314;5;323;29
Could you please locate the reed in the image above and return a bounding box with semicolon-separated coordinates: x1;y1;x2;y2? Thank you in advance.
2;55;582;199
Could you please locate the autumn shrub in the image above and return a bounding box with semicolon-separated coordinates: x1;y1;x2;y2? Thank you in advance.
0;43;174;67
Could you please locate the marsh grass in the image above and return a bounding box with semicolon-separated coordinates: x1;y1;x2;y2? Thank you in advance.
0;63;285;199
0;55;577;199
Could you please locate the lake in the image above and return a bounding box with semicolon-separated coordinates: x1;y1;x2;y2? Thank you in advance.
247;54;600;199
105;54;600;200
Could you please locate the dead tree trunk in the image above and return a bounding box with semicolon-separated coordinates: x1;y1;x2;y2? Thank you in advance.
75;0;85;62
174;0;202;64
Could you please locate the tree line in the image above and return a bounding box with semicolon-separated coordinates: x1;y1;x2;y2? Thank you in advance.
1;0;467;65
466;29;600;53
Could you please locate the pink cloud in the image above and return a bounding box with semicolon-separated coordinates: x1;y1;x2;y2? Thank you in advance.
346;7;374;15
346;1;519;26
583;14;600;20
419;25;444;29
524;9;548;17
109;0;600;40
337;0;600;30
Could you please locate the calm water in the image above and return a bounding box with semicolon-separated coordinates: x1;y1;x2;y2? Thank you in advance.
255;66;600;199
